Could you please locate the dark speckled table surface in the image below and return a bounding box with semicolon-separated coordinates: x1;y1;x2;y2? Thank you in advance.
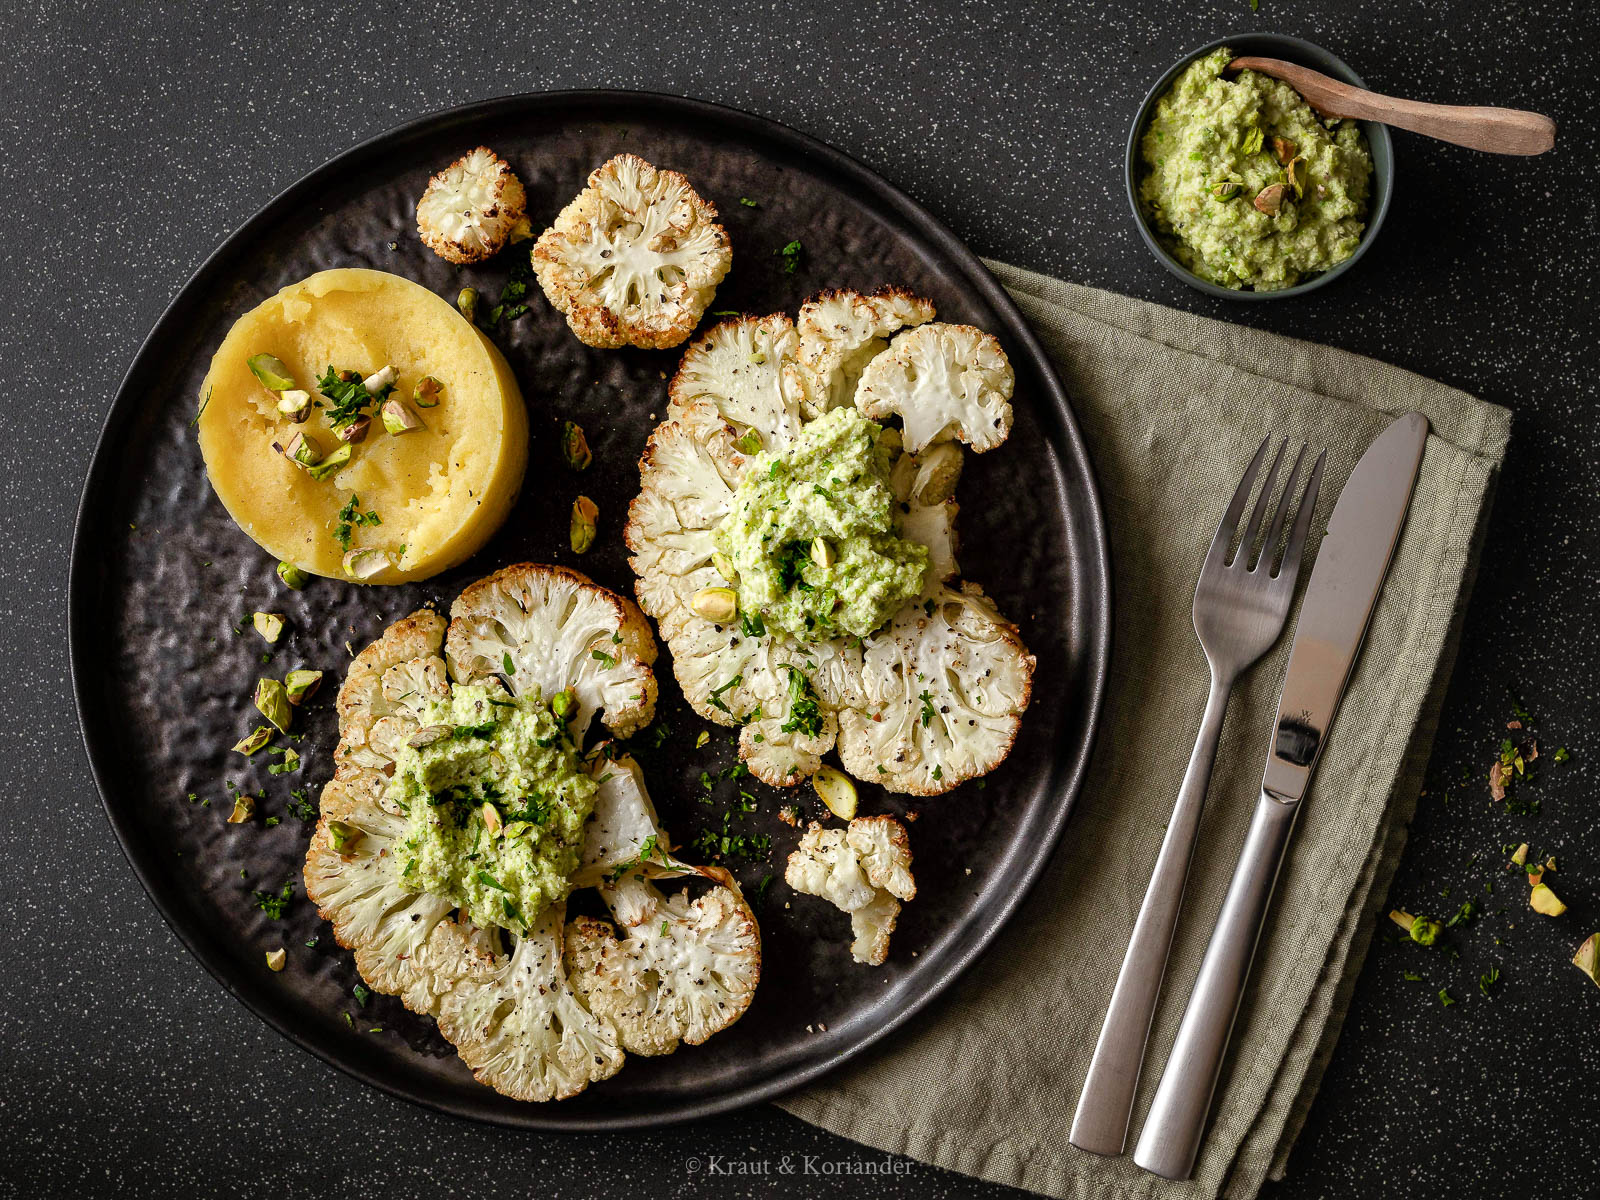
3;1;1596;1197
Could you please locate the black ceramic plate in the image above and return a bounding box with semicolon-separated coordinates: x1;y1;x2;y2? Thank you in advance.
70;91;1111;1130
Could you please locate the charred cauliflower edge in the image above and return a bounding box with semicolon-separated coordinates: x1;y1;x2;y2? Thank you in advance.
302;563;760;1103
625;289;1036;797
532;153;732;350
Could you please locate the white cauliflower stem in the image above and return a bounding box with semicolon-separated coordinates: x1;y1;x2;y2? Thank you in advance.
856;322;1015;453
785;817;916;965
533;154;732;349
415;146;528;264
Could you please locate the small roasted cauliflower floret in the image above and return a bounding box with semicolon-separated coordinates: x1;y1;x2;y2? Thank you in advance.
785;817;916;966
532;154;732;349
445;563;659;741
796;287;936;415
415;147;528;264
856;322;1015;453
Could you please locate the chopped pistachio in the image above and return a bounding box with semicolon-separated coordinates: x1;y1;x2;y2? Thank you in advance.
551;688;577;723
690;586;738;623
1211;180;1241;200
307;442;353;481
1574;934;1600;988
561;420;593;470
276;389;312;422
734;429;763;456
812;765;858;820
333;415;371;445
278;430;323;468
276;561;310;590
412;375;444;408
1253;184;1288;217
1286;156;1307;199
810;538;836;569
381;397;425;435
1272;135;1297;165
695;731;710;749
284;668;323;705
362;364;398;394
227;794;255;824
254;678;292;733
457;287;479;323
265;947;287;972
327;820;363;854
246;353;295;392
251;612;286;644
1530;883;1567;916
570;496;598;554
1510;842;1529;868
712;551;737;582
233;725;273;756
1389;909;1441;946
1241;125;1264;155
272;747;301;775
341;547;389;581
481;802;503;837
407;725;451;748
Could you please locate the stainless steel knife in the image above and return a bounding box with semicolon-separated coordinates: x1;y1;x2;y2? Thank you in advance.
1132;411;1430;1181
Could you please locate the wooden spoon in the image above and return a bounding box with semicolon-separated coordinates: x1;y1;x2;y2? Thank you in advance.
1229;57;1555;155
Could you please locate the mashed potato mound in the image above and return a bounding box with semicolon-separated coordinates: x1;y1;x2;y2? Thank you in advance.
197;269;527;583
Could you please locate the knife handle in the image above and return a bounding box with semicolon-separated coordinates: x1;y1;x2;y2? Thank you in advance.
1133;789;1302;1180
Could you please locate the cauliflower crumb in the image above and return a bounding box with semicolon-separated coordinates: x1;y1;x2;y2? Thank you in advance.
532;154;732;349
415;147;527;264
784;816;915;965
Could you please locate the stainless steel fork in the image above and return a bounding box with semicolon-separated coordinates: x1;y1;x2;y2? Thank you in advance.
1069;435;1325;1157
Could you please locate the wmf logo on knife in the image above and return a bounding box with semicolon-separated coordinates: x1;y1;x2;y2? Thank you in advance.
1273;711;1321;766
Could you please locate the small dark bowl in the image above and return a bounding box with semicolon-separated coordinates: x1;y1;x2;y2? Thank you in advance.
1126;32;1394;300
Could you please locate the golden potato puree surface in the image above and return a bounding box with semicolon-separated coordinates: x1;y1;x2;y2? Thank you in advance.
197;269;527;583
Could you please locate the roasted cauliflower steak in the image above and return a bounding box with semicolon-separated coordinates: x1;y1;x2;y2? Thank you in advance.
626;289;1035;796
532;153;732;349
856;322;1015;453
304;564;759;1104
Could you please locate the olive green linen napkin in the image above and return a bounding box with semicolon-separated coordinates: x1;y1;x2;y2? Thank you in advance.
778;261;1511;1199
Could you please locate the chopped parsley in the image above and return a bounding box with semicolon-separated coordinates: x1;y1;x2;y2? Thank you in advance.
592;647;618;670
918;690;935;729
352;983;371;1007
739;196;759;207
775;240;803;274
1479;966;1501;997
334;494;382;552
779;667;824;738
1438;988;1456;1008
502;652;515;675
287;789;316;822
253;879;295;919
316;365;387;430
708;674;743;716
606;834;662;883
740;610;767;639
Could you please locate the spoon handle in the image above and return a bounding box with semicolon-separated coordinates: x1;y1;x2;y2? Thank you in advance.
1230;56;1556;156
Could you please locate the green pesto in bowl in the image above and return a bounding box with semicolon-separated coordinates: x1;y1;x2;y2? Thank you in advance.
1138;47;1373;292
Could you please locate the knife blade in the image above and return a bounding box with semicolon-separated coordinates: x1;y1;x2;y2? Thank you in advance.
1133;411;1429;1181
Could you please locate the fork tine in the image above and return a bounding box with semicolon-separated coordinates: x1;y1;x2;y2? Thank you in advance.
1238;439;1288;567
1277;449;1327;580
1205;436;1271;566
1261;443;1309;572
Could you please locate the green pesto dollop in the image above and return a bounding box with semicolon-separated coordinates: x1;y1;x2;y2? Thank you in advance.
1138;47;1372;290
716;407;928;641
392;683;596;932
